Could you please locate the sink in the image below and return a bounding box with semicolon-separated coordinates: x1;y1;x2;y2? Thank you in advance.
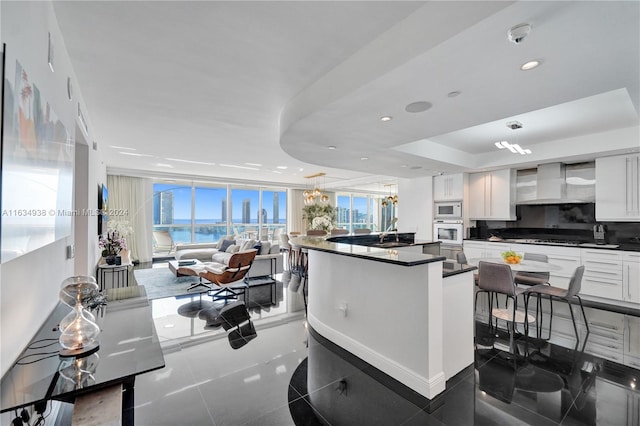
578;243;620;249
372;242;409;248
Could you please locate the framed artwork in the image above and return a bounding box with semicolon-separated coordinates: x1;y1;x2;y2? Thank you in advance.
1;53;74;262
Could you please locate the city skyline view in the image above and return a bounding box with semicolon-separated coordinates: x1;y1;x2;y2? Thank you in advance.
153;183;286;224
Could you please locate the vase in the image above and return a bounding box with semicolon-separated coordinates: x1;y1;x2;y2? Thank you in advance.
105;256;116;265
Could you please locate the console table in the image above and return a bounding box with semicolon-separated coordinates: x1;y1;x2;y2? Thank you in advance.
0;286;165;425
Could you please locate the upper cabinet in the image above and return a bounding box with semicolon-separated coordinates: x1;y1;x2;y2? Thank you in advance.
433;173;463;201
469;168;516;220
596;154;640;221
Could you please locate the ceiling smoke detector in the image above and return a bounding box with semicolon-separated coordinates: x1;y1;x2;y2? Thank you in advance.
508;23;531;44
506;121;523;130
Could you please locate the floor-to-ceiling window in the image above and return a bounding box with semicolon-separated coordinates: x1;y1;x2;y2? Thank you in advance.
336;193;388;232
153;181;286;256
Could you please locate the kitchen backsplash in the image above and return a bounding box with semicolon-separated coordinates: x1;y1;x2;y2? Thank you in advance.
476;203;640;243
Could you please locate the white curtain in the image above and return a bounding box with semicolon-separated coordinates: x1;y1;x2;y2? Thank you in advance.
289;189;306;234
106;175;153;263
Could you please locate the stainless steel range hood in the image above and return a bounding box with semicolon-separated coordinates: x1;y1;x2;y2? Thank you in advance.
516;162;595;205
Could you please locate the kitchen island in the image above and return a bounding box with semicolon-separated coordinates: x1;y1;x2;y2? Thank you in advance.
289;236;476;400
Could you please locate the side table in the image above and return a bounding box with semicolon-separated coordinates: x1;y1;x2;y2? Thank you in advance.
97;262;133;291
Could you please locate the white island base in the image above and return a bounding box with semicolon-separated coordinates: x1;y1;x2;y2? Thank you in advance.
306;249;474;400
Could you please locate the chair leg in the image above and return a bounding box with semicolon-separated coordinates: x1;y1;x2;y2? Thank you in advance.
565;297;579;340
576;295;589;335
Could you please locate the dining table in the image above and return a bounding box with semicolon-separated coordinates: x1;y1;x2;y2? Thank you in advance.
468;258;563;273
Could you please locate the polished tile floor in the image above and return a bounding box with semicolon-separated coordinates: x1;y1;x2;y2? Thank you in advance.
133;314;640;426
131;261;639;425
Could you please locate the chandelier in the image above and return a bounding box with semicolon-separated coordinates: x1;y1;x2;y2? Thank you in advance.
381;183;398;207
303;172;329;205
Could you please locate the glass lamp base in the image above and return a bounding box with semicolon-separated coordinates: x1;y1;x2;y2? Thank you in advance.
59;341;100;358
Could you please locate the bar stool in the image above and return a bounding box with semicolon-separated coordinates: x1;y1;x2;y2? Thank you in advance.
514;253;550;287
475;261;535;350
526;266;588;340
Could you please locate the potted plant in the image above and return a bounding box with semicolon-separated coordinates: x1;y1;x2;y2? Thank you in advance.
99;230;127;265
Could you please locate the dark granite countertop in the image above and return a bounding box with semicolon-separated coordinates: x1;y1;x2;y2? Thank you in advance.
442;261;477;278
290;236;445;267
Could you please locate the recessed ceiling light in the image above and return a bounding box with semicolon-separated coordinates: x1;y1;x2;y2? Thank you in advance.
360;157;369;160
520;60;541;71
400;165;408;168
245;162;262;167
220;164;260;170
405;101;432;113
380;116;393;122
447;91;461;98
156;163;174;168
276;166;288;169
110;145;136;151
165;157;215;166
327;145;337;150
119;152;152;157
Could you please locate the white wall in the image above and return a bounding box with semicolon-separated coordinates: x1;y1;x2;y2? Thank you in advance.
0;1;105;377
397;176;433;240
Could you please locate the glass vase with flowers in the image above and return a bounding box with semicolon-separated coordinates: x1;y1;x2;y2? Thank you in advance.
99;231;127;265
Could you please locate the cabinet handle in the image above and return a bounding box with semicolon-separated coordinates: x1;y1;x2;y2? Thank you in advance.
628;265;632;299
586;269;620;275
590;321;620;331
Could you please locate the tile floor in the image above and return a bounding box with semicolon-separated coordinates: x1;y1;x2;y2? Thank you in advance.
130;261;639;425
132;316;640;426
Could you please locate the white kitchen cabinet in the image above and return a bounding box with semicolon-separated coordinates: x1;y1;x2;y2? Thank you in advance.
468;168;516;220
581;249;623;301
433;173;463;201
596;153;640;221
625;315;640;364
623;251;640;304
462;241;485;260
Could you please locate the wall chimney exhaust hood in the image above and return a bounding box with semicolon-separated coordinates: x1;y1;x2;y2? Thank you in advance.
516;162;595;205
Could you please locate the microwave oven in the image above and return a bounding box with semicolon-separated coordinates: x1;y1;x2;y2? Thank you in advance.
433;220;464;245
434;202;462;219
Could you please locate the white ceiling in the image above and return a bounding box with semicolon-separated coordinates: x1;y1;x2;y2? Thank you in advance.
53;1;640;192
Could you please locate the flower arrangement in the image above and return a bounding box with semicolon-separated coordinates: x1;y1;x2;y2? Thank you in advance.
99;230;127;258
311;215;334;231
302;203;336;231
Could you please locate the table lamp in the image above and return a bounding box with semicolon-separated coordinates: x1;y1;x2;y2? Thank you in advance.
58;276;101;357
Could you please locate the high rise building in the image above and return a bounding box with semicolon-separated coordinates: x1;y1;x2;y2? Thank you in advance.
273;193;279;224
242;199;251;223
153;191;174;224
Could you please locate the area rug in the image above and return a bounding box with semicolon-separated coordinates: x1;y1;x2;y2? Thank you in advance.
133;267;283;307
133;268;210;300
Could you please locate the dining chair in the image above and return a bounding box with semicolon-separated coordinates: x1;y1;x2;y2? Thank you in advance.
330;228;349;236
306;230;327;236
457;251;479;286
526;266;587;340
475;261;535;348
514;253;550;287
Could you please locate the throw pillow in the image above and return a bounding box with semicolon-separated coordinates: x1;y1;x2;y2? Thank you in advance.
226;244;240;253
269;243;280;254
219;239;236;252
253;241;262;252
260;241;271;255
241;239;256;251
